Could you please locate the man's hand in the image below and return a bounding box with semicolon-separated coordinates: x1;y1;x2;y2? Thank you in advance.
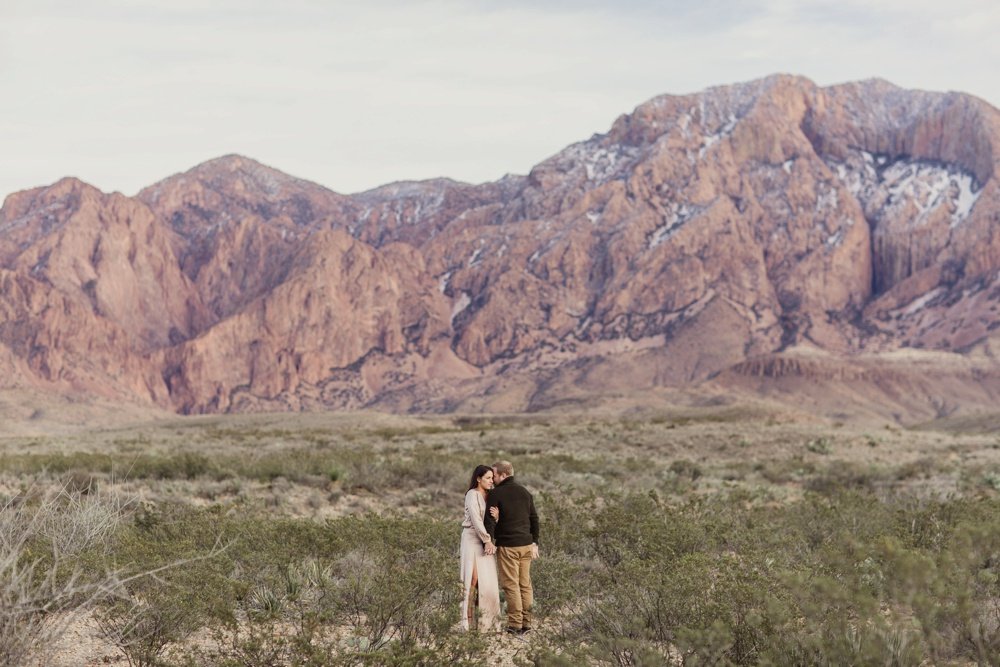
484;542;497;556
489;506;499;521
530;543;539;559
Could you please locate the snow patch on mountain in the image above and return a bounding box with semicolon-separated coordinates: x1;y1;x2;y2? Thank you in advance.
648;203;702;248
438;271;452;294
698;113;738;158
557;139;641;185
901;287;944;316
0;202;63;234
827;153;981;228
450;292;471;326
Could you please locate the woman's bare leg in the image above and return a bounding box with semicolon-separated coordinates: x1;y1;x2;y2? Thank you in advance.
467;561;479;630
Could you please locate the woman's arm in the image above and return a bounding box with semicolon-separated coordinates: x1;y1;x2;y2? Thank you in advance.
465;490;492;544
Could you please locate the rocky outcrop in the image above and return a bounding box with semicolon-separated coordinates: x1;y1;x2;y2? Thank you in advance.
137;155;356;328
156;230;455;413
2;75;1000;418
0;268;168;401
1;178;205;350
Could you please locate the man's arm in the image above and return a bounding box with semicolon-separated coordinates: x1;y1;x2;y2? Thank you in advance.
484;496;498;537
529;494;539;546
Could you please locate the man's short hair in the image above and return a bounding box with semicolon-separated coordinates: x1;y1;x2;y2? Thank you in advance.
493;460;513;477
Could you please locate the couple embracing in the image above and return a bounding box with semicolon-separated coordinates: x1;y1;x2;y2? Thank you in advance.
460;460;539;634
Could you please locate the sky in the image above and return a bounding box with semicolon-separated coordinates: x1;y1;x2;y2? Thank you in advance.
1;0;999;199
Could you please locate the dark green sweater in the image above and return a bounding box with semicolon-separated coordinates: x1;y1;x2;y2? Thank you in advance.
484;477;539;547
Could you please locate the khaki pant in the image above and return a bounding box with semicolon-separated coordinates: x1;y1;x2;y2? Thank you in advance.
497;545;534;629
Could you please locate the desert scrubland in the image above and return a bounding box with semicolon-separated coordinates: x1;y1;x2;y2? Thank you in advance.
3;405;1000;666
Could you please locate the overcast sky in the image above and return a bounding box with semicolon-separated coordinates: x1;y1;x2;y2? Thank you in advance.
1;0;998;199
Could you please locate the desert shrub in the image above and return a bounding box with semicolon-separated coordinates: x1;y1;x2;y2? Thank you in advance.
588;493;708;568
0;448;347;486
204;618;290;667
333;545;457;654
983;471;1000;492
198;558;339;667
895;456;941;481
97;506;464;664
533;490;596;557
521;453;620;479
756;458;814;485
0;486;139;667
89;507;347;663
200;547;469;666
879;516;1000;664
539;492;776;664
559;547;780;665
805;437;833;455
0;451;218;481
131;451;216;480
39;486;134;556
341;453;396;493
396;451;468;491
756;550;923;665
91;507;233;666
0;451;114;476
313;514;459;655
97;593;202;667
529;551;587;629
342;632;485;667
369;425;453;441
228;449;339;484
61;469;99;494
890;495;977;551
527;489;1000;665
516;642;598;667
803;462;886;495
669;459;703;481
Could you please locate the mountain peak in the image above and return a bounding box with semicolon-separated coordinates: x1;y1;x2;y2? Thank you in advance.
3;75;1000;421
173;154;301;193
137;154;343;218
355;177;468;201
190;154;272;174
0;176;103;227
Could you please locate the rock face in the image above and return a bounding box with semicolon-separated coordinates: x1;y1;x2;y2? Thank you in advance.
3;75;1000;420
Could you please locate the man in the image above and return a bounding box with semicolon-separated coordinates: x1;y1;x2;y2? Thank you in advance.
484;460;539;635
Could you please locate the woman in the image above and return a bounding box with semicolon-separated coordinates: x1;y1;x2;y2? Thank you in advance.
460;465;501;631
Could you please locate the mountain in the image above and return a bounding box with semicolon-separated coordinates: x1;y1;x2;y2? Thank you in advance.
3;75;1000;423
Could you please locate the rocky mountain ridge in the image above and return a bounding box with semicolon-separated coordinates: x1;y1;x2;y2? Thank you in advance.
3;74;1000;422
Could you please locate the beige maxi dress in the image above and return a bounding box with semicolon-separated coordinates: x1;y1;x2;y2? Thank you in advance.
460;488;501;631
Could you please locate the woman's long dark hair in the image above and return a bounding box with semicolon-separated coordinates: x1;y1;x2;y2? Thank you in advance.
468;464;493;491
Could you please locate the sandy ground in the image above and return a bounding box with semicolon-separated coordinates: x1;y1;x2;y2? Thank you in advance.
45;611;124;667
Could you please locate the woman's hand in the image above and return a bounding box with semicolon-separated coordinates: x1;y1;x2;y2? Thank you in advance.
489;506;499;521
484;542;496;556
